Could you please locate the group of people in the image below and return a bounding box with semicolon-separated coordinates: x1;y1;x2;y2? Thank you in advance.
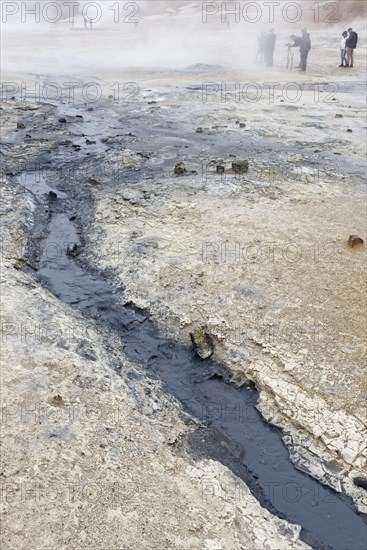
257;26;359;73
340;28;358;67
257;28;311;71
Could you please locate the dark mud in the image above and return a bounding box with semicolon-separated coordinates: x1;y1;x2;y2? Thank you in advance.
7;94;367;550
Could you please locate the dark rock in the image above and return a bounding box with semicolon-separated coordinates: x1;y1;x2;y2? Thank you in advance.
66;242;80;257
353;477;367;491
86;139;96;145
87;176;101;185
17;121;26;129
58;117;67;123
239;123;246;128
196;127;204;134
87;107;94;111
48;191;58;200
148;100;157;105
174;162;187;176
190;329;214;360
232;160;249;174
216;165;225;174
348;235;364;248
51;394;64;407
76;115;83;119
76;342;97;362
335;114;343;118
347;129;353;133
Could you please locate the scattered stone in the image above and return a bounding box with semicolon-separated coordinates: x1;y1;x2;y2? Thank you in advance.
196;127;204;133
51;394;64;407
190;328;214;360
76;115;83;119
348;235;364;248
48;191;58;200
232;160;249;174
353;477;367;491
148;100;157;105
239;123;246;128
17;121;26;129
216;165;225;174
58;117;67;123
332;98;337;101
335;114;343;118
87;107;94;111
347;129;353;133
66;242;80;257
174;162;187;176
87;176;101;185
235;120;240;124
86;139;96;145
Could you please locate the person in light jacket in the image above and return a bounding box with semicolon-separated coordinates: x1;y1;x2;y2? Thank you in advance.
340;31;348;67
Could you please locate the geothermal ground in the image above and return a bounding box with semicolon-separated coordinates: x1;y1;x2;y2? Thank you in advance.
1;19;367;550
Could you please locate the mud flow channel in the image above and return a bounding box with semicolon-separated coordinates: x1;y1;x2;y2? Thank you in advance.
17;161;367;550
13;89;366;550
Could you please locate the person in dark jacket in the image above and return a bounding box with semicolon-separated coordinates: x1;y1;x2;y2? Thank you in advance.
346;28;358;67
299;28;311;71
265;29;277;67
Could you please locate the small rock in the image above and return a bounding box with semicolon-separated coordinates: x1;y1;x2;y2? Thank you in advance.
66;243;80;257
58;117;67;123
353;477;367;491
232;160;249;174
148;100;157;105
348;235;364;248
17;121;26;129
51;395;64;407
347;129;353;133
86;139;96;145
174;162;187;176
196;127;204;133
87;176;101;185
335;114;343;118
190;329;214;360
216;165;225;174
48;191;58;200
239;123;246;128
87;107;94;111
76;115;83;119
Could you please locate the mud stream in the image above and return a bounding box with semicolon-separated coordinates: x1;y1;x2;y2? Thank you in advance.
14;97;367;550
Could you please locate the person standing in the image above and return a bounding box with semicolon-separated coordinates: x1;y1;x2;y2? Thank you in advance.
299;28;311;72
345;28;358;67
265;29;277;67
340;31;348;67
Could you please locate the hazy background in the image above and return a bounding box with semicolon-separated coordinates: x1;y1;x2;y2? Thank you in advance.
1;1;366;72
